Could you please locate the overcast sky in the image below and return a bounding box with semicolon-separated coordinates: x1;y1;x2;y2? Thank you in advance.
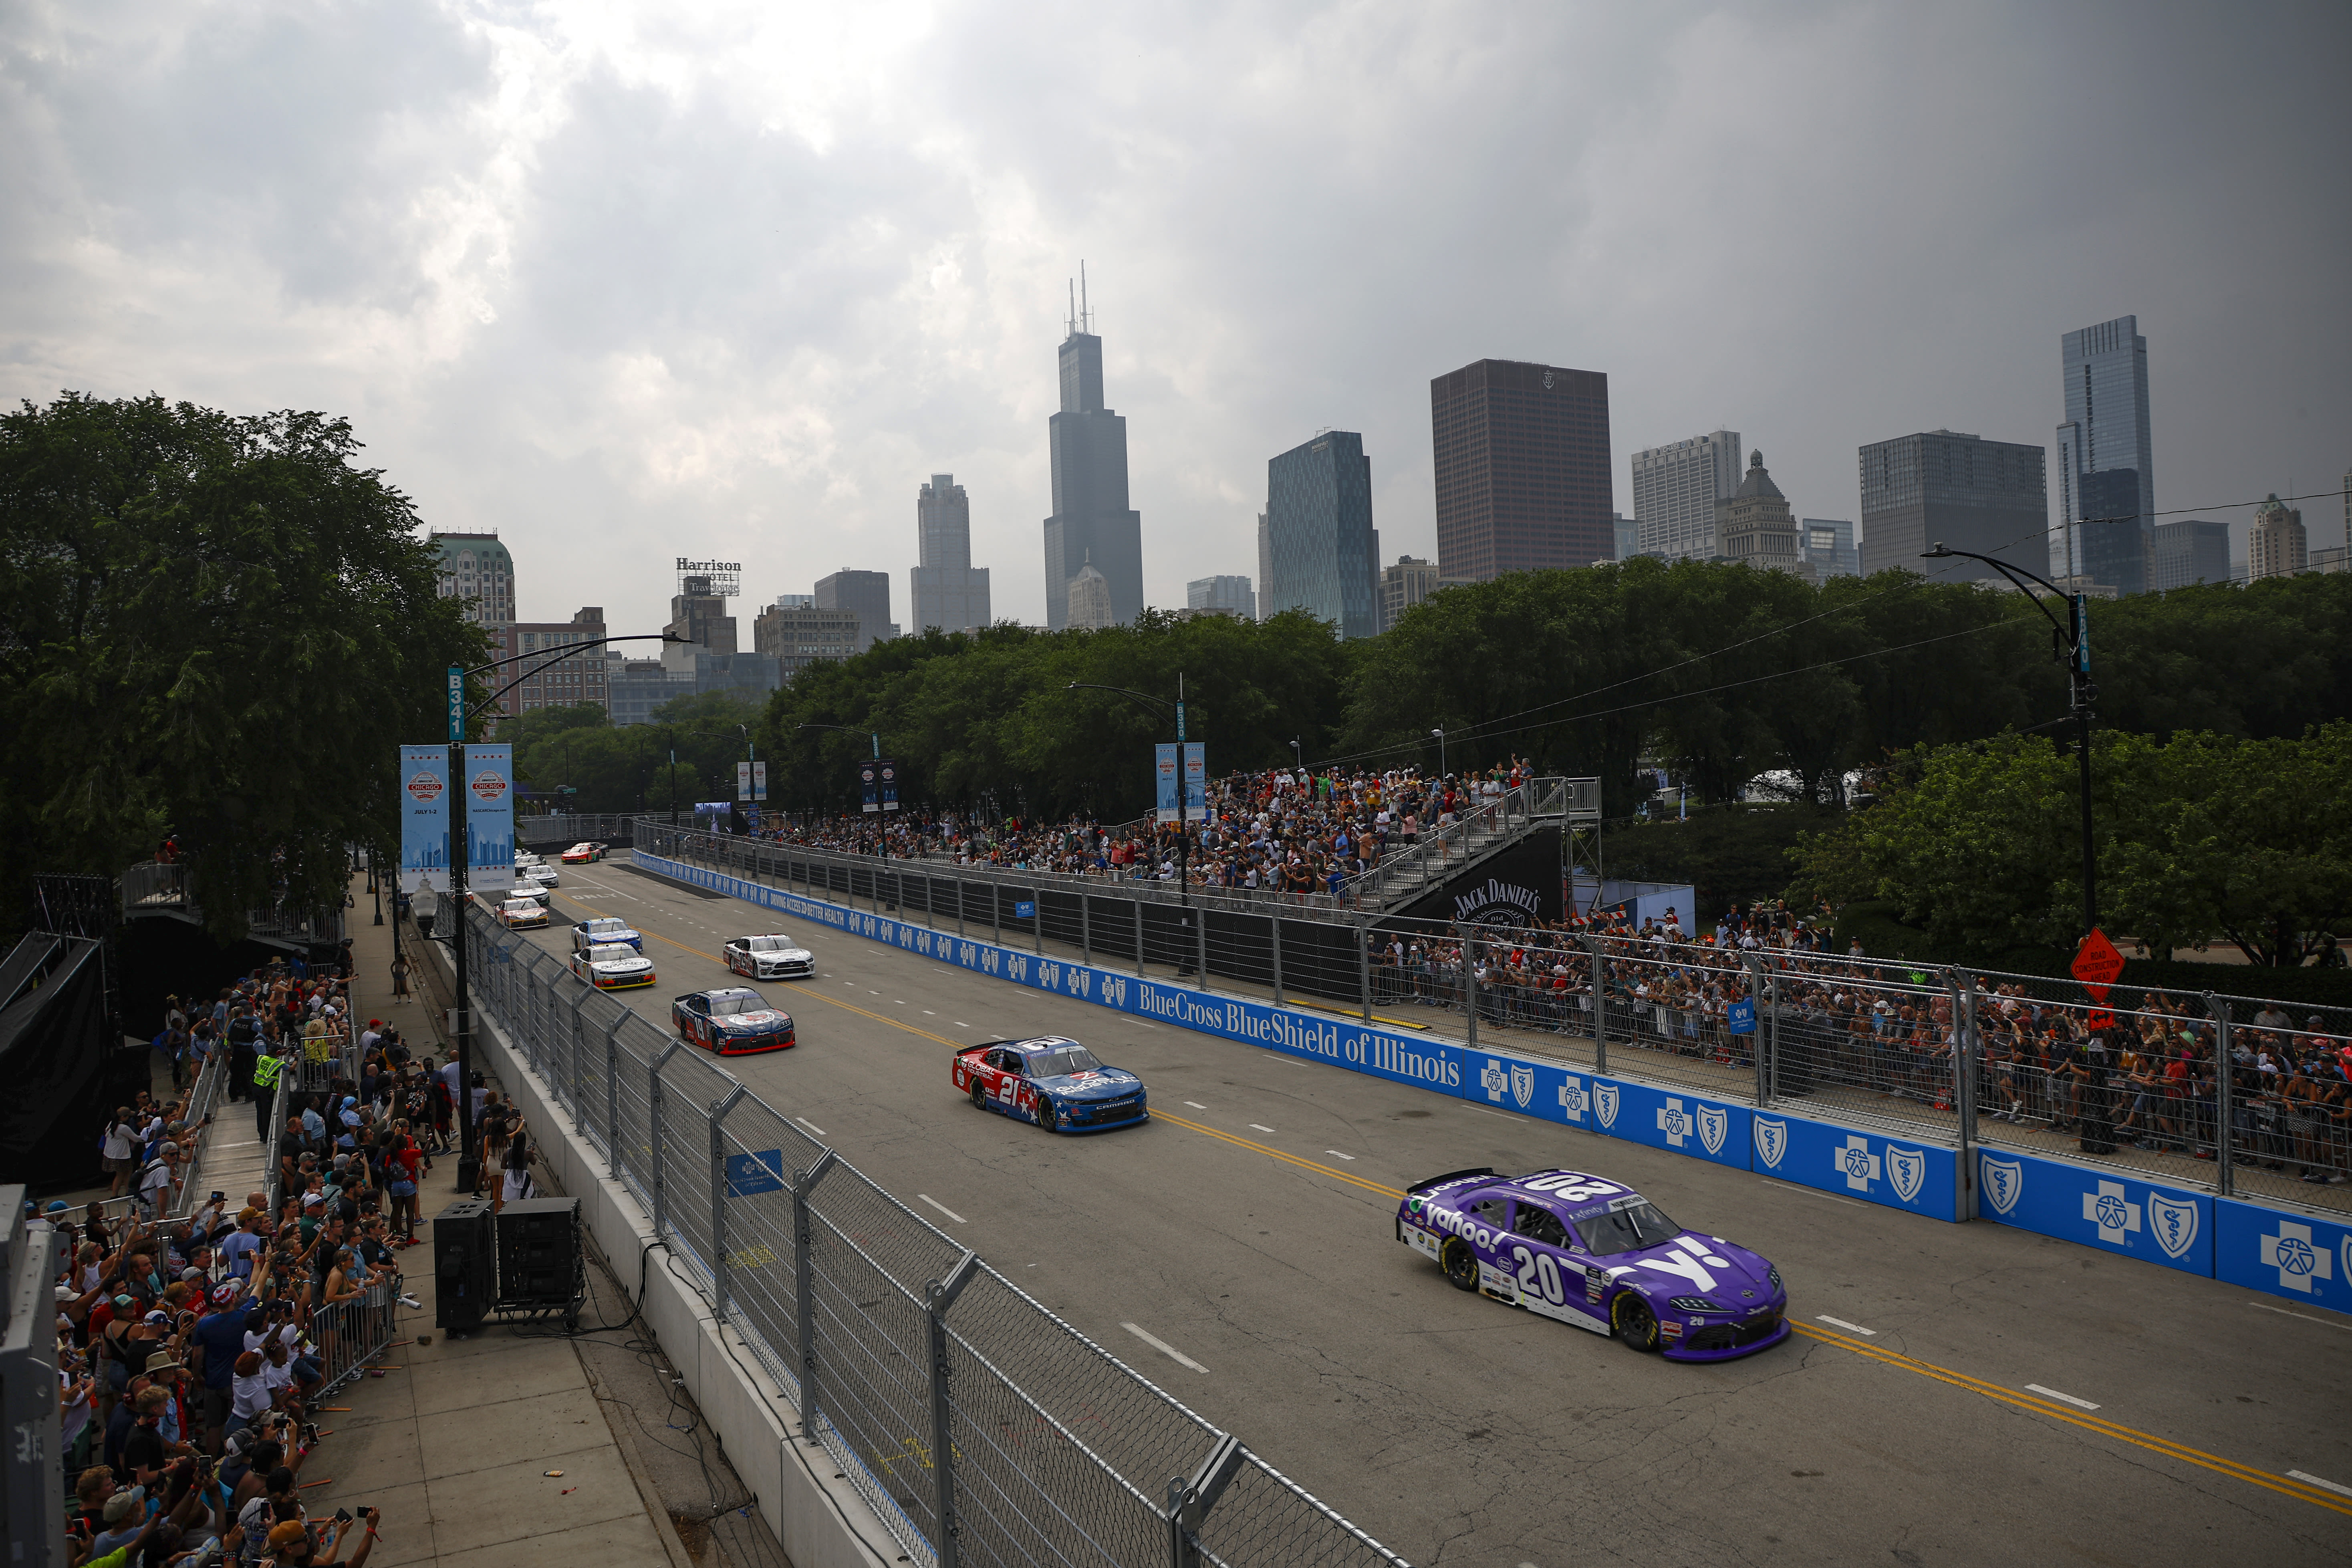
7;0;2349;637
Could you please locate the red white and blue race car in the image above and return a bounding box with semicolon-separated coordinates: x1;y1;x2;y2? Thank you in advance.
673;987;795;1056
1398;1167;1788;1361
952;1037;1148;1133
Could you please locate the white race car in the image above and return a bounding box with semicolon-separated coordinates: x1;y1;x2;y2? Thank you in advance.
724;933;814;980
572;917;642;954
526;863;560;887
571;942;656;990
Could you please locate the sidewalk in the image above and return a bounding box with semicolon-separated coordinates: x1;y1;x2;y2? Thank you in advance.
317;881;701;1568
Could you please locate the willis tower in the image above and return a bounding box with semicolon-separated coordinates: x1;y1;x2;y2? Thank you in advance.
1042;269;1144;629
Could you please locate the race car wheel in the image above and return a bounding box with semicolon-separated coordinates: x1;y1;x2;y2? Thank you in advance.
969;1080;987;1112
1036;1098;1061;1135
1613;1293;1661;1352
1440;1238;1478;1293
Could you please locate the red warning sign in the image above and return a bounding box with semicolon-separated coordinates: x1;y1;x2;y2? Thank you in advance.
2070;929;2124;1001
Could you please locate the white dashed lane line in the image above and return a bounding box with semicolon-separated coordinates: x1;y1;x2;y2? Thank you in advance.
2026;1384;2100;1411
918;1194;967;1224
1816;1315;1876;1336
1248;1124;1276;1133
1122;1321;1209;1375
1183;1102;1207;1110
1325;1151;1356;1161
2290;1471;2352;1499
794;1116;827;1137
2250;1301;2352;1330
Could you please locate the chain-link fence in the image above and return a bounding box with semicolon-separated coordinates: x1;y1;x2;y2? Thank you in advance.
456;896;1411;1568
639;826;2352;1222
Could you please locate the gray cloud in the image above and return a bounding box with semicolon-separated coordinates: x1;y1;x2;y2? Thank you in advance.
5;0;2347;641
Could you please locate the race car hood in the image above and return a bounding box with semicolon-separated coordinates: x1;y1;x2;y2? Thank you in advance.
1033;1067;1141;1101
715;1009;791;1032
589;957;651;974
1615;1234;1778;1304
749;947;811;964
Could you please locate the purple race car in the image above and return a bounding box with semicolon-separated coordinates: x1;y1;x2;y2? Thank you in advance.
1397;1167;1789;1361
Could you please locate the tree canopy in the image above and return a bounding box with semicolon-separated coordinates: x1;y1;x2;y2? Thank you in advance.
0;392;486;941
1788;724;2352;967
508;691;765;814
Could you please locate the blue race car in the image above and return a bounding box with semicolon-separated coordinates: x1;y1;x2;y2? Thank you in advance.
1398;1167;1789;1361
953;1037;1149;1133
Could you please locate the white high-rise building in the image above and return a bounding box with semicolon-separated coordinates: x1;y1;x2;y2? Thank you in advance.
1631;431;1742;560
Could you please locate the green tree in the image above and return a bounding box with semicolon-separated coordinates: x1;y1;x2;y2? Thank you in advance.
2104;725;2352;965
0;392;485;940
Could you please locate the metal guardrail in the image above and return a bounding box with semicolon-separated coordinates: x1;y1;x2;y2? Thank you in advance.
453;893;1410;1568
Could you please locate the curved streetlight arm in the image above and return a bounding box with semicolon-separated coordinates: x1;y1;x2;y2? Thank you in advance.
1920;545;2077;649
465;633;686;721
1065;681;1177;722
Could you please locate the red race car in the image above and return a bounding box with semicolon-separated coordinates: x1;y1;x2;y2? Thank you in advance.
672;987;795;1055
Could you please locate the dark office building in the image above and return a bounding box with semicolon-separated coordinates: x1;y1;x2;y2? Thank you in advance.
1857;430;2048;582
2152;519;2232;591
1041;305;1145;629
814;569;898;653
2075;468;2147;595
1263;431;1381;639
1428;359;1613;582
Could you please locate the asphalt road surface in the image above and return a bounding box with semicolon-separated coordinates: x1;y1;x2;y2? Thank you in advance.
509;856;2352;1568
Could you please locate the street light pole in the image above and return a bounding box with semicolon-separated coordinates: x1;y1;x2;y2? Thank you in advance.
1431;727;1446;777
1921;542;2098;935
1066;680;1195;956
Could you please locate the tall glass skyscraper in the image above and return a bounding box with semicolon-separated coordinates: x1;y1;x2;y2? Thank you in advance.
1857;430;2046;581
2054;314;2154;594
911;473;991;634
1041;286;1144;630
1631;431;1742;560
1263;431;1381;639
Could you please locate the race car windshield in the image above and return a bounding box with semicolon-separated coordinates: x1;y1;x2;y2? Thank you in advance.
1026;1045;1102;1077
1571;1201;1681;1256
708;991;765;1017
588;946;636;962
747;936;794;952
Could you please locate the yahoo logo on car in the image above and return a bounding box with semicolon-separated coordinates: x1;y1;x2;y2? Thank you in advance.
1421;1204;1494;1252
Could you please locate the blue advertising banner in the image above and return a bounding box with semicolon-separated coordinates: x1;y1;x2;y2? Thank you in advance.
1589;1075;1752;1170
1749;1108;1959;1221
1155;744;1179;822
1975;1149;2212;1278
1465;1048;1592;1129
879;759;900;812
398;745;450;894
465;744;516;893
859;761;880;814
1183;742;1205;817
2214;1196;2352;1311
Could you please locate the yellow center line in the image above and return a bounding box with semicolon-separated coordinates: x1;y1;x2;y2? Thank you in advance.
1792;1322;2352;1518
560;893;2345;1521
1148;1110;1406;1201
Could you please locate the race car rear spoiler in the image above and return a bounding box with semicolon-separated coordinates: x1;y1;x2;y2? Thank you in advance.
1405;1167;1497;1194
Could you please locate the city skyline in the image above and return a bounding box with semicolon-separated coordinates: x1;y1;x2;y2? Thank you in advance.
6;5;2346;640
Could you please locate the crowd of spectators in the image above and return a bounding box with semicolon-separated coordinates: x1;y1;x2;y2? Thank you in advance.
1361;901;2352;1186
752;760;1547;900
27;956;441;1567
